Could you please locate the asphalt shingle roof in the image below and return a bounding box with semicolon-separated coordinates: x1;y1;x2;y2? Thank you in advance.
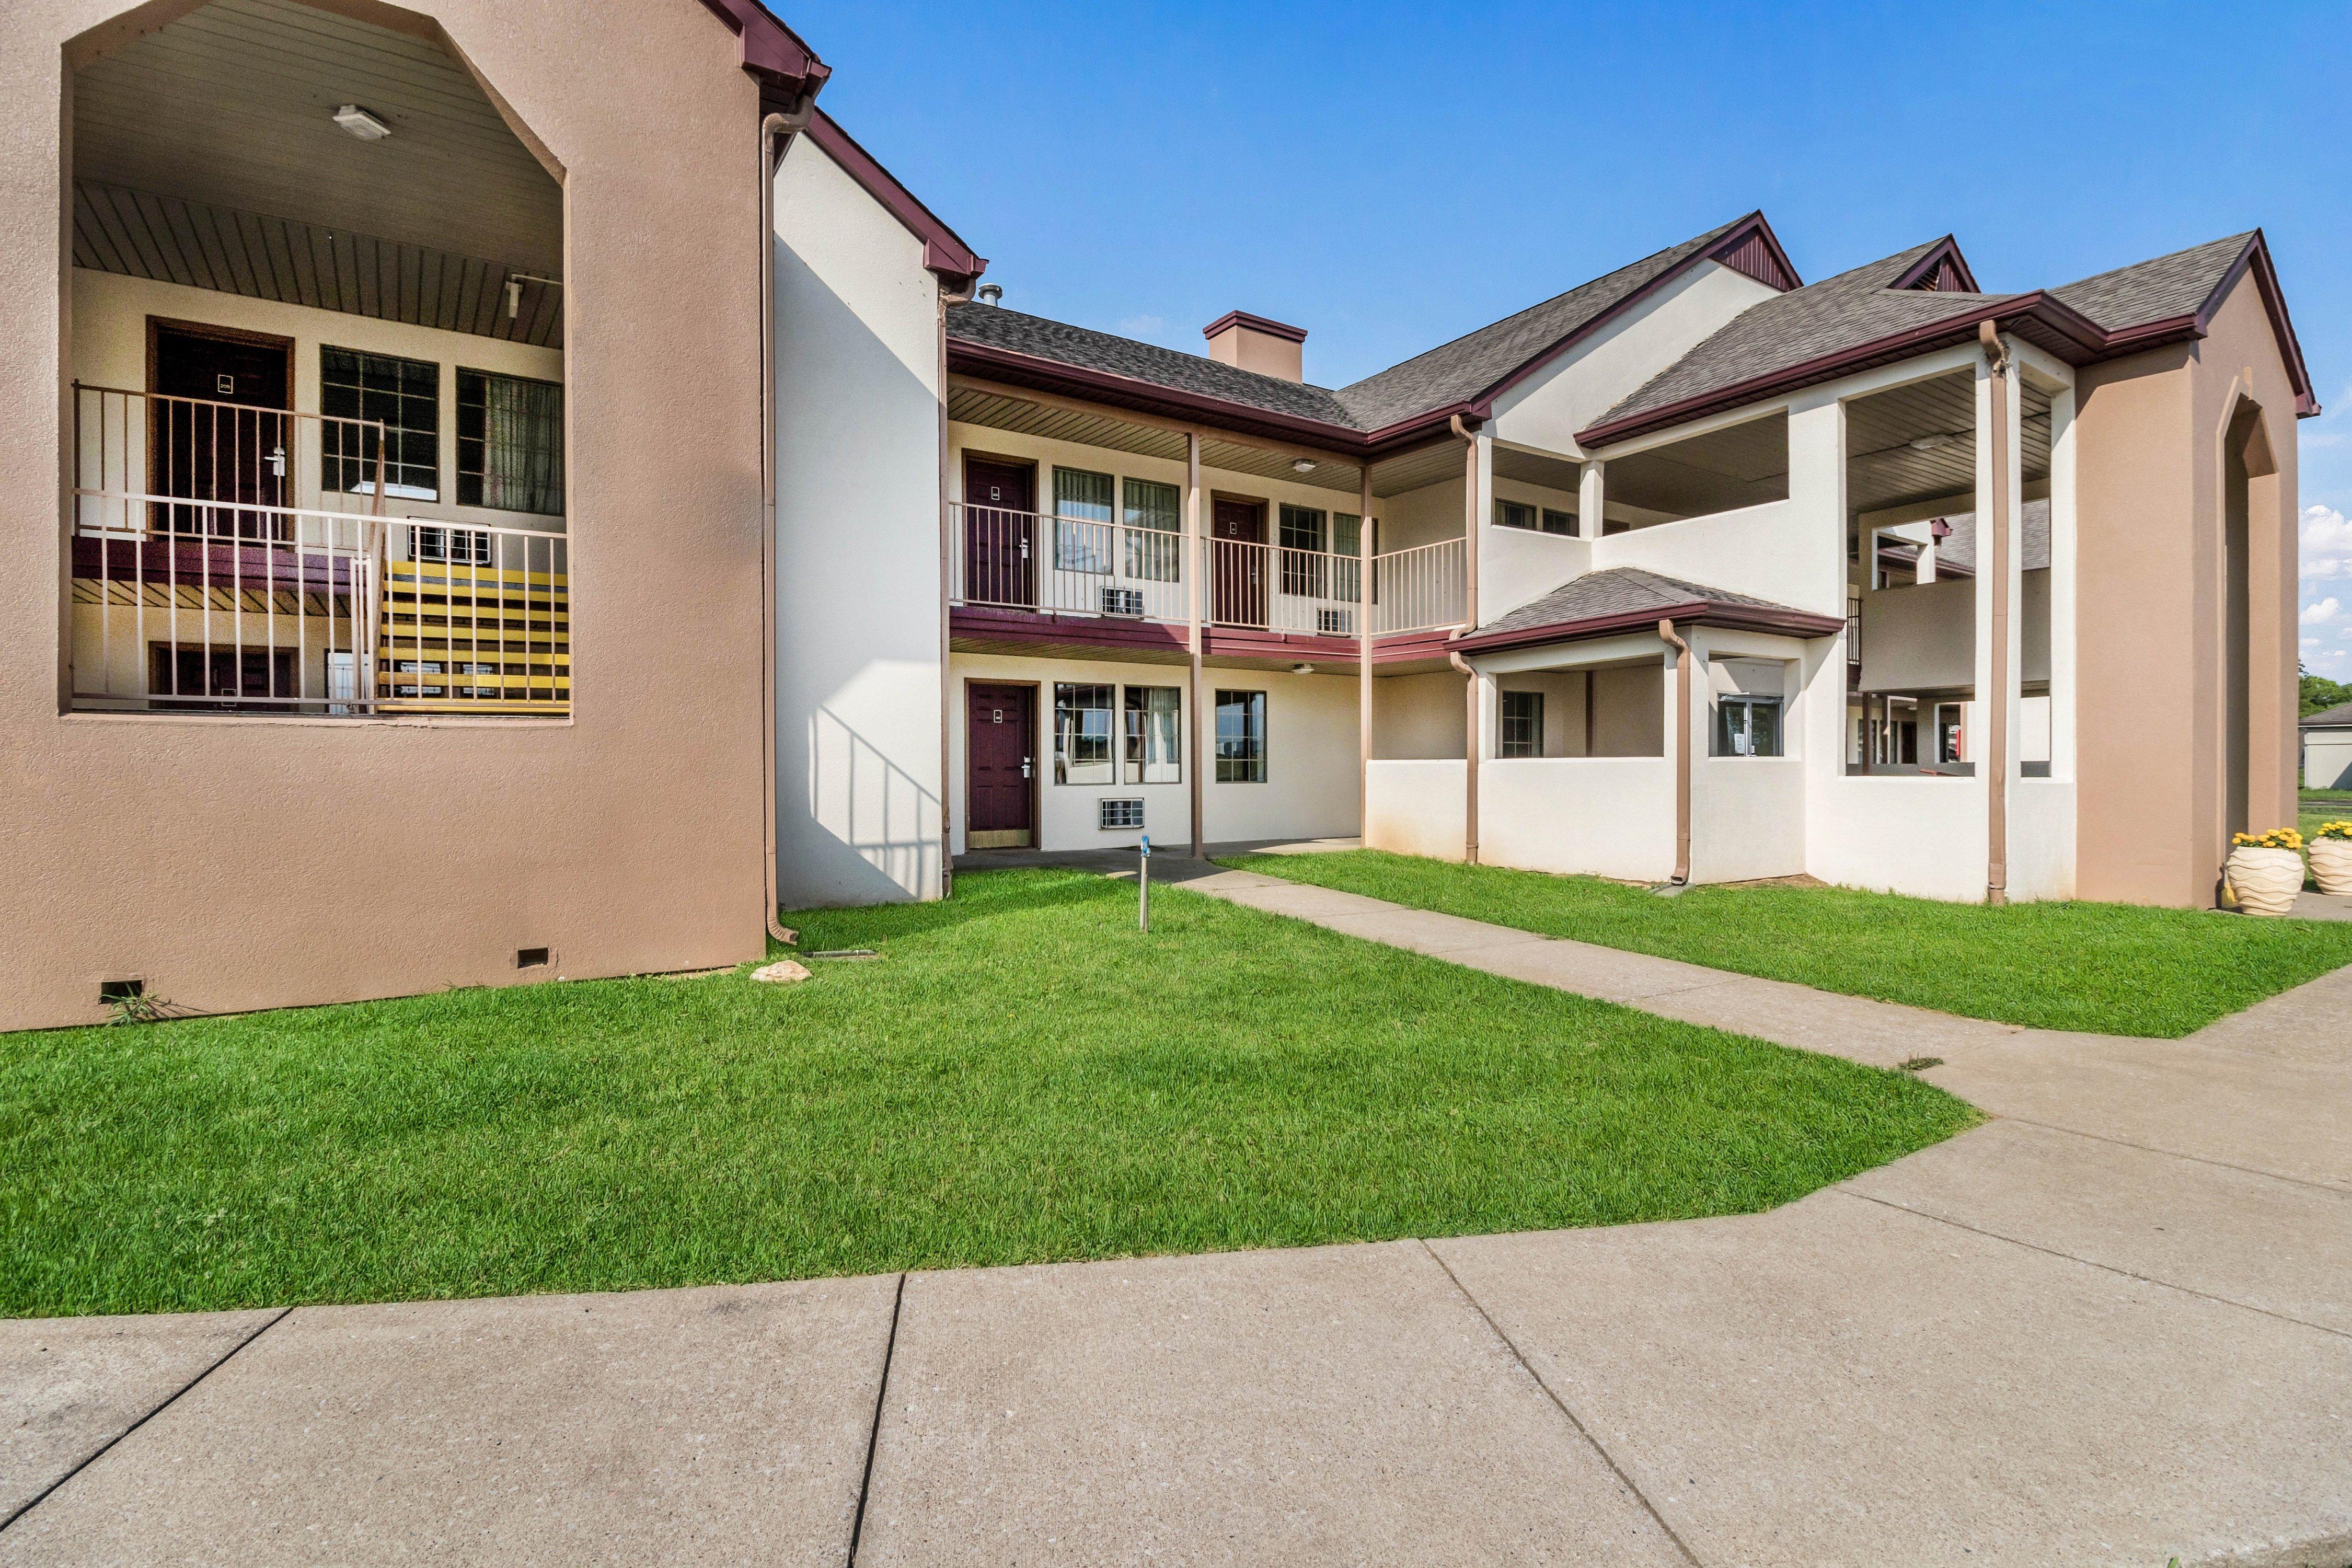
1328;219;1746;431
2048;232;2253;331
1475;567;1805;639
2303;701;2352;730
1926;498;2052;575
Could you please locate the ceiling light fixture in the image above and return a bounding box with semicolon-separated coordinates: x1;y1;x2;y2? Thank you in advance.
1290;662;1314;675
1291;458;1316;474
1907;432;1956;453
332;104;393;141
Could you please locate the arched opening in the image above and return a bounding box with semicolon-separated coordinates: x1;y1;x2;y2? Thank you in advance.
65;0;569;717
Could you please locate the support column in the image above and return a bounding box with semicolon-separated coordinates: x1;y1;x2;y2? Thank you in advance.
1979;321;2013;905
1357;465;1374;848
1447;416;1483;863
1186;430;1205;858
1577;458;1605;540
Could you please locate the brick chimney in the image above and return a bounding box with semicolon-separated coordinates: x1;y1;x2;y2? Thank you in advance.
1203;311;1307;382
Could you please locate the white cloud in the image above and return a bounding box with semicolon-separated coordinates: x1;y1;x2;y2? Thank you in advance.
2303;596;2342;626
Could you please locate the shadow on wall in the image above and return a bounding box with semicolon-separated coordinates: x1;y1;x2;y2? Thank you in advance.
786;704;943;907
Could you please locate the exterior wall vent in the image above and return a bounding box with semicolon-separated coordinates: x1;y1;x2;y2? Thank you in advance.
1099;798;1145;831
1101;586;1146;617
1317;607;1355;636
516;947;550;969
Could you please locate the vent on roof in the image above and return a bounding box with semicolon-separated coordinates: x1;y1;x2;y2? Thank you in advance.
1907;259;1966;292
975;283;1003;307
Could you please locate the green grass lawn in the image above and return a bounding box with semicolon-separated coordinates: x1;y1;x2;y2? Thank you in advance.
1219;850;2352;1038
0;869;1974;1319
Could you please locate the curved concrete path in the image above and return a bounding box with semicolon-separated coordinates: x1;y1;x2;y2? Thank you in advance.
5;866;2349;1566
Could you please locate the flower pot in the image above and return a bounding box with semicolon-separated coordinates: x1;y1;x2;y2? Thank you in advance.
2309;838;2352;897
2224;845;2304;916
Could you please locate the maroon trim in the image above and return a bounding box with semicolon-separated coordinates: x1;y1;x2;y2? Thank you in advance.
948;605;1459;668
1579;232;2319;448
950;606;1191;656
1203;311;1307;345
1202;628;1356;662
1890;237;1981;294
1708;216;1802;292
73;536;361;595
1452;599;1845;656
801;111;987;290
948;340;1371;455
694;0;829;109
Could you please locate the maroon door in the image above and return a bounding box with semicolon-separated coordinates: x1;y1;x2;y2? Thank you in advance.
963;457;1036;608
966;683;1035;847
1210;498;1266;626
151;324;292;540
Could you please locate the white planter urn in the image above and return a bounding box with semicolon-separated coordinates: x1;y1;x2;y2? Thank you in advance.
2225;846;2304;916
2308;837;2352;897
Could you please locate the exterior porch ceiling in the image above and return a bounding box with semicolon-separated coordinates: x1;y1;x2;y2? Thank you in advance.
1844;370;2051;515
1491;443;1585;493
947;385;1373;496
72;0;563;280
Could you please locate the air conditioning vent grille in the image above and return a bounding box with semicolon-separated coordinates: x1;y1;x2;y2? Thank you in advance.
1099;798;1145;831
1101;587;1146;617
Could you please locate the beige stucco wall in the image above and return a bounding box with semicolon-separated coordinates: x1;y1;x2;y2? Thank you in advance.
3;0;771;1029
2073;272;2301;906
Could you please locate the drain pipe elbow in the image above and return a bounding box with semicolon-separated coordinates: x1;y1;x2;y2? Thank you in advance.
1657;618;1692;886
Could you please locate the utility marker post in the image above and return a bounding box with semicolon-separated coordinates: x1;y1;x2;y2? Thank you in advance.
1138;834;1150;932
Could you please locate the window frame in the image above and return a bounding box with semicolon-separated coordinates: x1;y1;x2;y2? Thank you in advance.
1500;689;1544;758
1714;693;1785;758
1052;467;1115;574
1123;685;1183;784
1214;688;1267;783
456;366;565;516
1053;681;1116;784
321;345;440;502
1121;477;1181;581
1539;507;1577;536
1493;499;1538;532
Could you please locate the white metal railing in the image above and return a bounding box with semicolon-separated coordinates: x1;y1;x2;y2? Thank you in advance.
68;384;569;716
950;503;1189;622
1369;536;1466;634
949;503;1469;641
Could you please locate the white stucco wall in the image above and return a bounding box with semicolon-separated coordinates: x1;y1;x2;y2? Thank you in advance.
1481;758;1676;882
774;135;946;905
1373;670;1468;759
2305;732;2352;790
947;653;1360;854
1592;498;1833;617
1365;759;1466;860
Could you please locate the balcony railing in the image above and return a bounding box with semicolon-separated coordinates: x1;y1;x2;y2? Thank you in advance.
68;384;569;717
949;503;1467;639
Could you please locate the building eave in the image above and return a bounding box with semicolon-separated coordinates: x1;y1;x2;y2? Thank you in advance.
695;0;830;111
801;111;986;290
944;339;1374;456
1452;599;1845;656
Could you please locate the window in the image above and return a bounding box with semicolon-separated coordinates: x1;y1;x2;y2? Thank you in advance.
1279;504;1328;597
1053;468;1114;573
1715;694;1784;757
1124;685;1181;783
1540;508;1577;536
1330;512;1364;601
1500;690;1544;758
1123;478;1181;581
322;348;439;500
1494;499;1537;532
1054;682;1115;783
1936;702;1966;765
457;370;563;515
1215;689;1266;782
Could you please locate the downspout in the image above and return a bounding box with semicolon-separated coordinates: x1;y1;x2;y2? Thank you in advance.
1657;619;1692;885
1979;320;2012;906
936;274;969;897
1446;414;1482;864
1357;464;1374;850
758;110;800;944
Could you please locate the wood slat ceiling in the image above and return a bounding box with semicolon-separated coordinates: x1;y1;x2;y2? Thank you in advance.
73;0;561;279
947;386;1381;497
74;179;563;347
1846;370;2053;514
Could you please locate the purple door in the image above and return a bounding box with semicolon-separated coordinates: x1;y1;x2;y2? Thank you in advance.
963;457;1035;608
966;683;1035;847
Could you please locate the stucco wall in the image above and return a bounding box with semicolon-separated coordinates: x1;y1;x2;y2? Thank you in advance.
4;0;771;1029
947;653;1360;854
774;134;946;906
1481;758;1676;882
2307;732;2352;791
2074;271;2301;905
1372;670;1467;759
1365;759;1466;861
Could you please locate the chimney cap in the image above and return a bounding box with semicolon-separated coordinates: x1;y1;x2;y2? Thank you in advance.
1203;310;1307;344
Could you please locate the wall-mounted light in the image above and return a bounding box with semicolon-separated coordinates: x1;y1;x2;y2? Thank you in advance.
332;104;393;141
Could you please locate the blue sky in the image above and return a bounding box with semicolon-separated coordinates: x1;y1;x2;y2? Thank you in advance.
789;1;2352;672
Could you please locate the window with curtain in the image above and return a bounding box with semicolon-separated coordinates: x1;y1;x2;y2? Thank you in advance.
1330;512;1363;602
1122;478;1181;581
1540;508;1577;536
1215;689;1266;782
1494;499;1538;532
1054;468;1114;573
322;348;440;500
1501;690;1544;758
1278;504;1327;597
1054;683;1115;783
457;370;563;515
1123;686;1181;783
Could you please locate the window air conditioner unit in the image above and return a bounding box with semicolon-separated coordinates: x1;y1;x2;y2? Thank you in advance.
1100;586;1146;617
1318;607;1355;636
1099;798;1146;831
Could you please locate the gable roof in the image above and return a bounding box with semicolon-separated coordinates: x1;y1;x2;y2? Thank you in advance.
695;0;829;111
946;213;1796;451
1330;213;1797;433
1454;567;1843;650
1580;229;2316;448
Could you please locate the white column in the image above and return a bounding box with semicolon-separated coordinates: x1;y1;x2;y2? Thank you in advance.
2048;384;2078;782
1577;459;1605;541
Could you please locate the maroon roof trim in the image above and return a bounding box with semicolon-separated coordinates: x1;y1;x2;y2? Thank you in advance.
1429;212;1802;439
948;607;1467;667
1579;232;2319;448
1890;237;1981;294
801;111;987;290
1203;311;1307;344
1452;599;1845;656
947;340;1373;455
694;0;829;109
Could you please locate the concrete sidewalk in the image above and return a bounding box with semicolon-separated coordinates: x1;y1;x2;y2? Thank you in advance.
6;873;2350;1565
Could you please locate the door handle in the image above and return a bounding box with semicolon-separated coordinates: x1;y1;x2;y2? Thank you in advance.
1022;759;1032;778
